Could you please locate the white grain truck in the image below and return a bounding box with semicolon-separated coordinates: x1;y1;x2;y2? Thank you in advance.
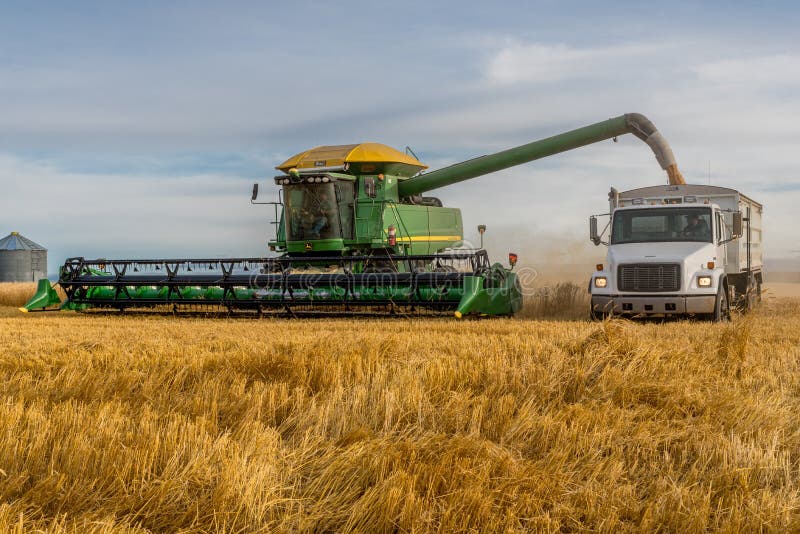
588;184;763;321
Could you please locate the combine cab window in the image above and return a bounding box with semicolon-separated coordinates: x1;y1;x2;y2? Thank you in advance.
611;207;712;244
284;183;342;240
336;181;355;239
363;177;376;198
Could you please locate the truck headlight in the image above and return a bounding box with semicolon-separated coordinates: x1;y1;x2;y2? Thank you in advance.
594;276;607;288
697;276;712;287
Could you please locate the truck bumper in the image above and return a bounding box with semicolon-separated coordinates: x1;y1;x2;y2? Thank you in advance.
591;294;716;315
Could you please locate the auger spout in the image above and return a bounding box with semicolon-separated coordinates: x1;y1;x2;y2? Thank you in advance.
398;113;685;198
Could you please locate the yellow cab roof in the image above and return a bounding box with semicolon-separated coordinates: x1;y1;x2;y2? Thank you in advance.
276;143;428;174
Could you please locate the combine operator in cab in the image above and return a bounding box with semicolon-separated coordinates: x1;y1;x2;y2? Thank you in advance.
285;184;340;241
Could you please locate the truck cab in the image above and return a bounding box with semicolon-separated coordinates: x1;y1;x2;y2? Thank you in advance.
589;184;763;321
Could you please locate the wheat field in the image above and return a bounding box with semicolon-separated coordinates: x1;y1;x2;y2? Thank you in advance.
1;283;800;532
0;283;49;308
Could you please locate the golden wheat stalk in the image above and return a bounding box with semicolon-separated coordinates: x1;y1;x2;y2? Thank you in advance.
0;284;799;531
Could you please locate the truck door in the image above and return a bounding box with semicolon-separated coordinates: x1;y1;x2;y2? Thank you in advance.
716;211;728;269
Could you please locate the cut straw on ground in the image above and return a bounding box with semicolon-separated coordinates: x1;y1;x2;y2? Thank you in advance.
0;283;799;531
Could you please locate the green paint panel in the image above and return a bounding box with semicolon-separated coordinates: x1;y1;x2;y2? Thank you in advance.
285;239;346;254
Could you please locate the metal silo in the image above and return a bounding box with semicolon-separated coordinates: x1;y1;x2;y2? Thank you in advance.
0;232;48;282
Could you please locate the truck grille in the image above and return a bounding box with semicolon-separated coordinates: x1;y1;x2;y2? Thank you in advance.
617;263;681;292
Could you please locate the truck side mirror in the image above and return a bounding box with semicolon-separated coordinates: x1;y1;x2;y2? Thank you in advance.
590;216;601;246
732;211;743;238
251;183;259;202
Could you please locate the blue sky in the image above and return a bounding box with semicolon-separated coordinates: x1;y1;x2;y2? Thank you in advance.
1;1;799;272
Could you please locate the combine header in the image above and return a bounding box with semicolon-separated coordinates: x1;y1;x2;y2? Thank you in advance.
48;252;512;317
23;113;685;317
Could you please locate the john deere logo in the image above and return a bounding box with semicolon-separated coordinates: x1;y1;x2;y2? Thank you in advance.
305;242;313;251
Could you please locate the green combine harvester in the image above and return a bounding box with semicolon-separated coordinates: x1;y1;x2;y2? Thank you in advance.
23;113;685;317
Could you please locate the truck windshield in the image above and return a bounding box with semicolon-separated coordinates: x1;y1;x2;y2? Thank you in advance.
611;207;712;244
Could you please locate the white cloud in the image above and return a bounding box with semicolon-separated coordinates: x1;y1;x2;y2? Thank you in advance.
484;41;660;86
693;54;800;88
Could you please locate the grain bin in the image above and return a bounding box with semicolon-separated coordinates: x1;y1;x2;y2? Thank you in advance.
0;231;48;282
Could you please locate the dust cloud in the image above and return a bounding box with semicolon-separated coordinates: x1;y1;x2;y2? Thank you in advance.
485;232;604;288
764;283;800;298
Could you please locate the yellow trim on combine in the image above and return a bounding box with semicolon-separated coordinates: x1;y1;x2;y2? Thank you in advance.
395;235;462;243
277;143;427;172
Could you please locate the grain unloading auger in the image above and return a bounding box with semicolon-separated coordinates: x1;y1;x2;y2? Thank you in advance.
23;113;685;317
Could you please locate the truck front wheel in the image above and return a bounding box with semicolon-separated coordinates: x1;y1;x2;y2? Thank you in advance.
710;283;731;322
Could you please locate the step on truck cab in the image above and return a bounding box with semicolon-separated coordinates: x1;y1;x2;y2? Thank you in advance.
589;184;763;321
